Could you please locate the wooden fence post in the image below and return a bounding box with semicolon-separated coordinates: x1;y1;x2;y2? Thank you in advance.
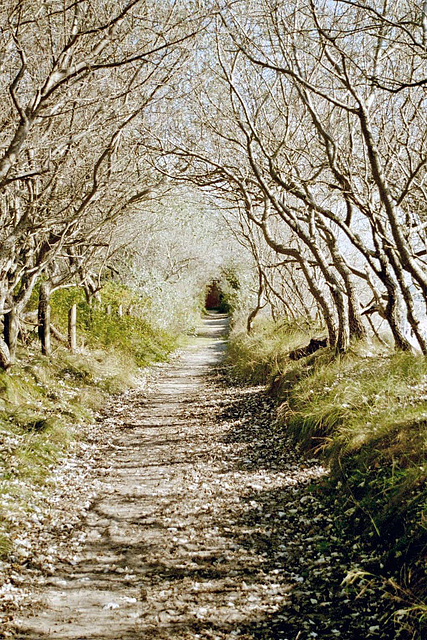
118;304;123;317
68;304;77;353
38;281;52;356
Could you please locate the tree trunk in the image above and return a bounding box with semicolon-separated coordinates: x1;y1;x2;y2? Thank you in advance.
298;259;337;348
3;307;19;363
330;287;350;352
381;274;412;351
386;248;427;354
0;336;11;370
327;240;367;341
256;214;337;347
368;240;415;352
247;269;265;334
38;281;52;356
358;104;427;303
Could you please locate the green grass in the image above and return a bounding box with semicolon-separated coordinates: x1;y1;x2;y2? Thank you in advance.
0;282;183;562
227;318;427;630
49;284;179;367
227;317;317;383
284;350;427;531
0;348;125;559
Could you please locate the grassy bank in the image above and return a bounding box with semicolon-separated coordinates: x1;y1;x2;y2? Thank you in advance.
0;284;183;565
228;319;426;635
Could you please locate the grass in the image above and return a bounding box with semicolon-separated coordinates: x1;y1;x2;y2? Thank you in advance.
0;283;183;563
284;350;427;533
227;318;316;383
0;347;129;559
227;317;427;633
48;284;179;367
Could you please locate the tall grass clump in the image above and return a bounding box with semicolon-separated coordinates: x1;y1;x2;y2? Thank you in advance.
286;348;426;534
227;317;317;383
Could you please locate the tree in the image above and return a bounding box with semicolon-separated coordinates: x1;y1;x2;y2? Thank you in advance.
216;0;427;351
151;0;427;351
0;0;207;367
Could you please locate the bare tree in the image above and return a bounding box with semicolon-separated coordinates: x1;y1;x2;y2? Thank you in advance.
153;0;426;352
213;0;427;351
0;0;207;367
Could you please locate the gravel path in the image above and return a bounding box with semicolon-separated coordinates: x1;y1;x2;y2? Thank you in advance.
8;313;405;639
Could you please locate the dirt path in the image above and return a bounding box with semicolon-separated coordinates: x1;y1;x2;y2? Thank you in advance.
10;313;400;640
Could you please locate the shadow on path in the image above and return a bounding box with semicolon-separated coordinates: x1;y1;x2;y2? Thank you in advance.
12;314;404;640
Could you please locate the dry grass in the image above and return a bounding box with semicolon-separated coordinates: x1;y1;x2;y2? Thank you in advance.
227;320;427;630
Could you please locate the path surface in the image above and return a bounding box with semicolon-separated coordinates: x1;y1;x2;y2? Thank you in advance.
11;313;398;639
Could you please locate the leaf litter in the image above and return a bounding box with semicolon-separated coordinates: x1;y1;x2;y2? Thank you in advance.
0;316;414;639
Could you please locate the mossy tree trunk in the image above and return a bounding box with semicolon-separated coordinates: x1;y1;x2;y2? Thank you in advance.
0;337;11;370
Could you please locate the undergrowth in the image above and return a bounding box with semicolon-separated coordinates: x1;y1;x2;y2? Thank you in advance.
227;318;313;383
49;283;179;366
228;318;427;637
0;283;181;564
